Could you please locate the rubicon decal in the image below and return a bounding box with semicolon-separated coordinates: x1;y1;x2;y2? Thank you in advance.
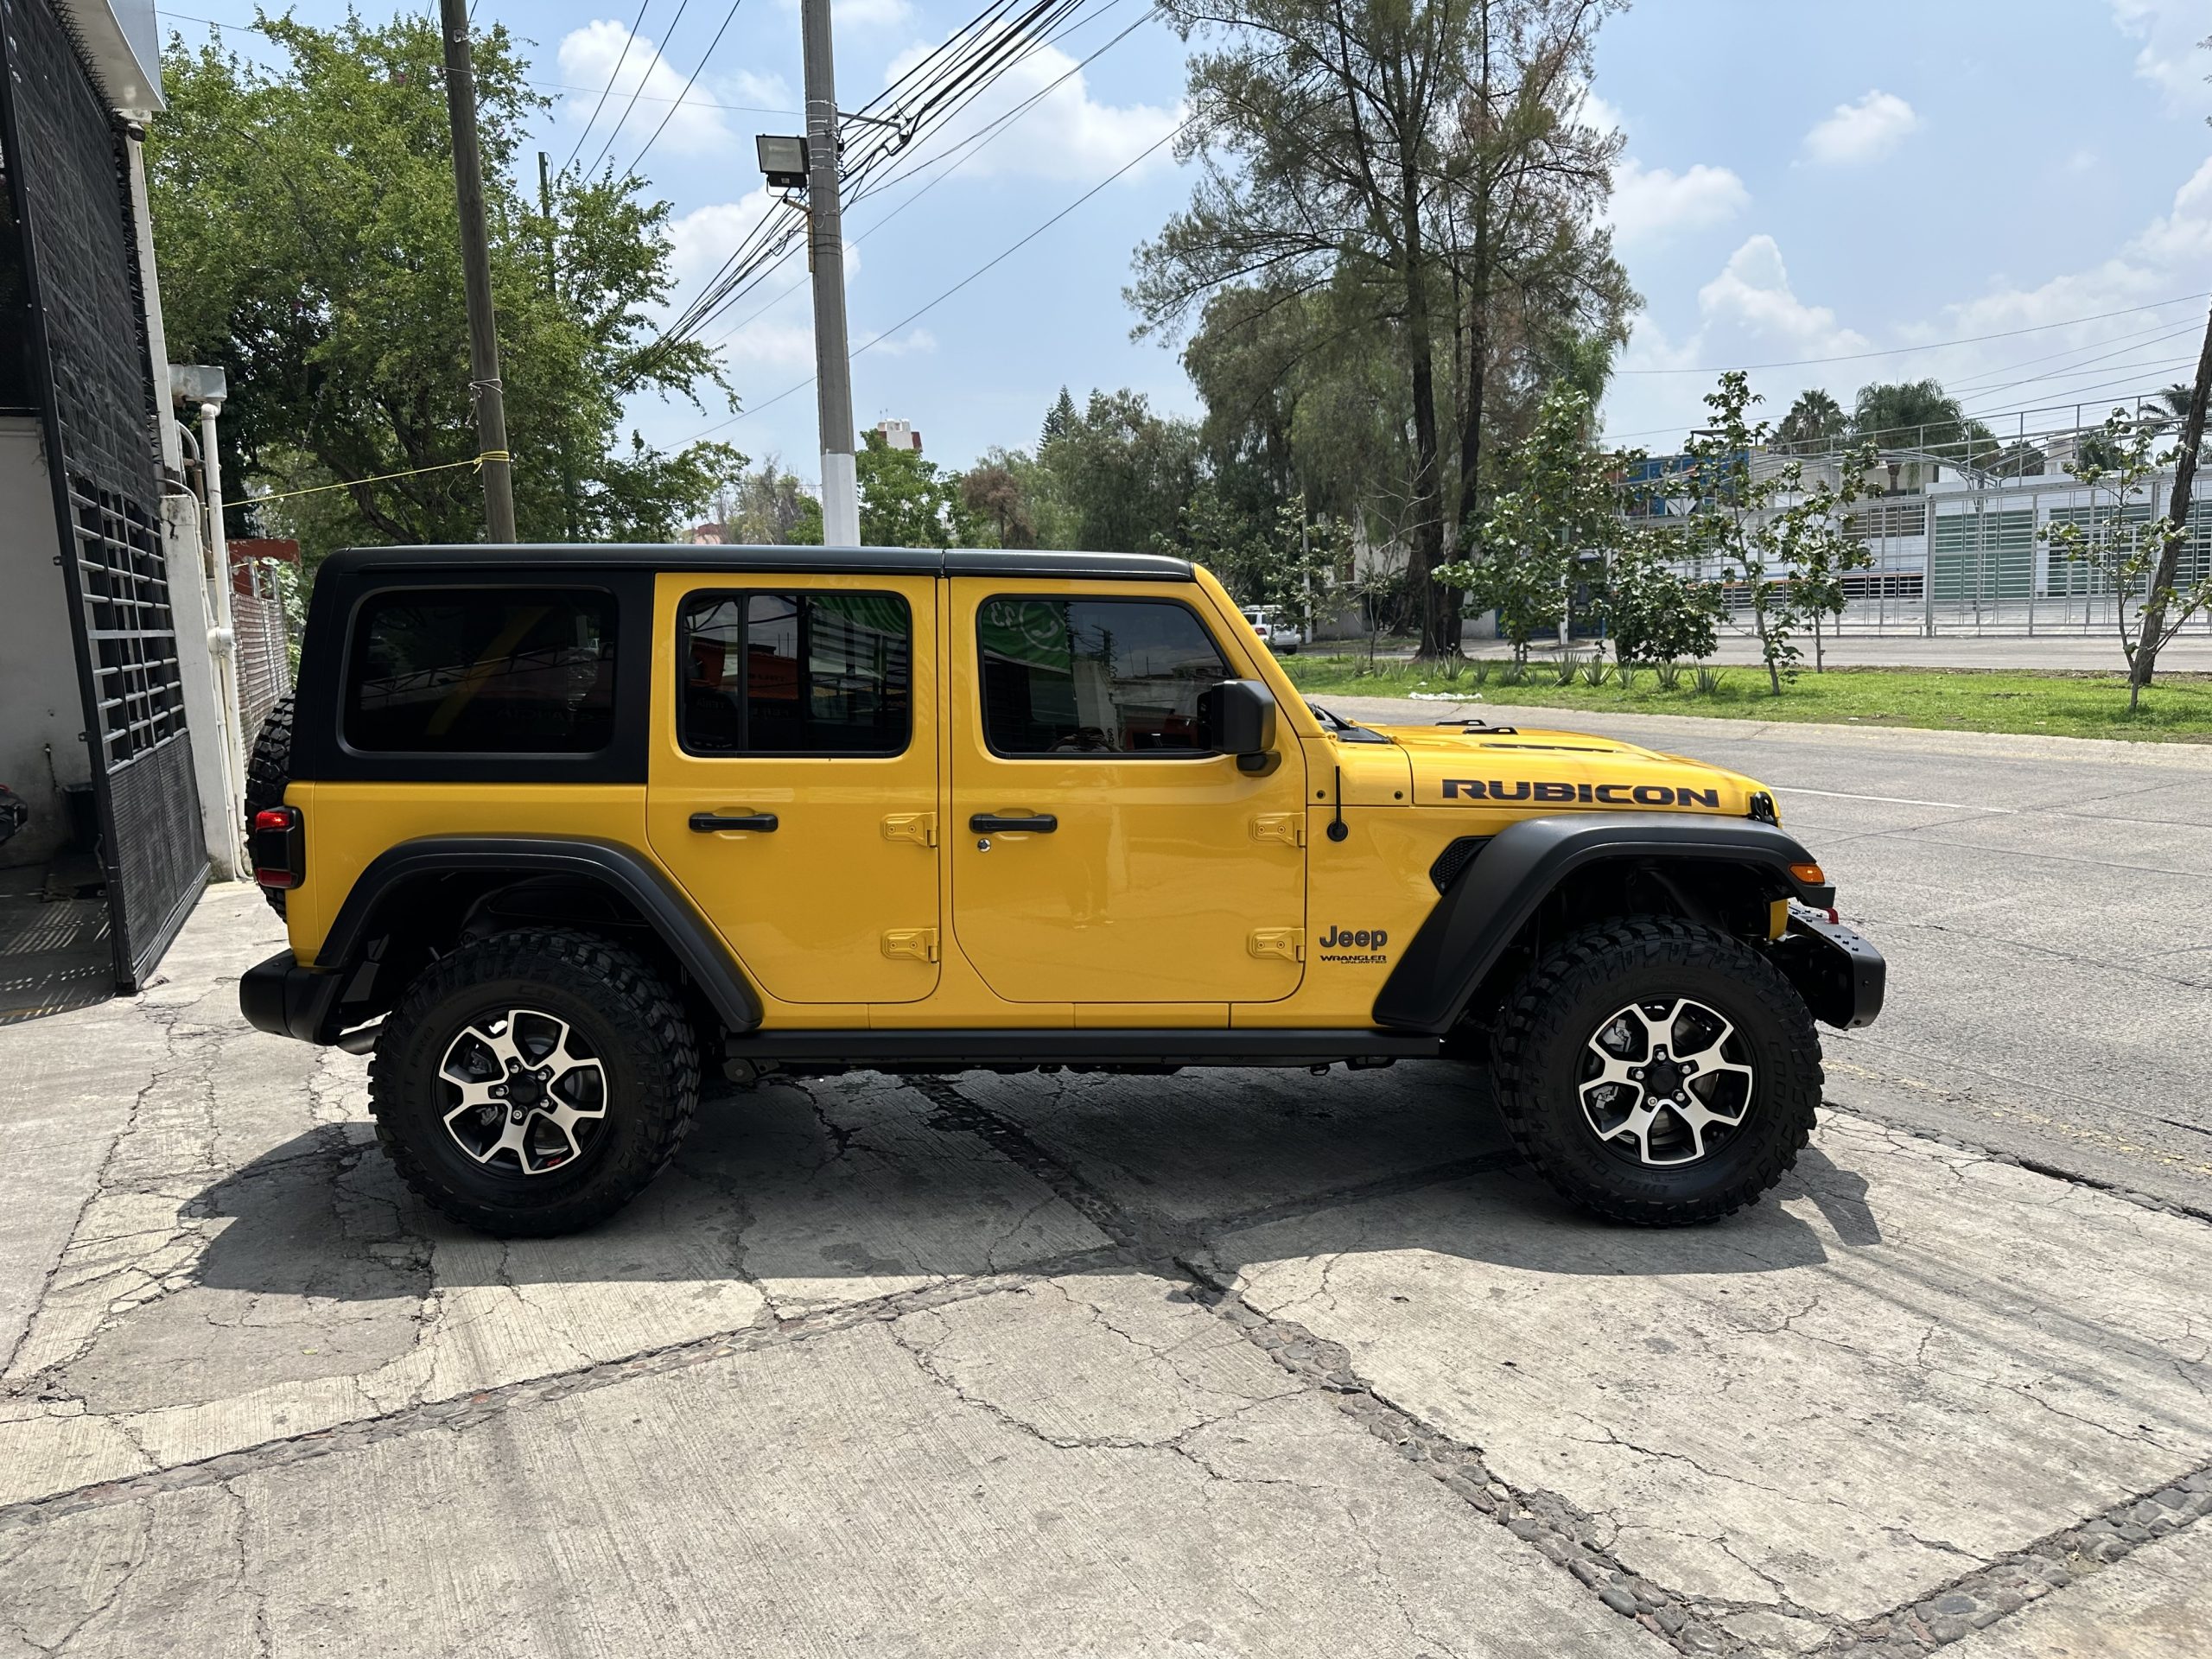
1440;779;1722;808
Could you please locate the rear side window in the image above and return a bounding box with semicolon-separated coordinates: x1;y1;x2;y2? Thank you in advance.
979;597;1227;756
344;588;617;754
681;590;912;755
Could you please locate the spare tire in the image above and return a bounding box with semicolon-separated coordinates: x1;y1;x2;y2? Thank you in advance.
243;696;294;916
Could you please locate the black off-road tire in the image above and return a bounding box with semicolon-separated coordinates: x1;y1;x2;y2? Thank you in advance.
1490;916;1821;1226
243;696;294;916
368;928;700;1236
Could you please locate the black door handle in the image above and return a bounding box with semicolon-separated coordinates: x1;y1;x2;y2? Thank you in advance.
969;812;1057;834
690;811;779;833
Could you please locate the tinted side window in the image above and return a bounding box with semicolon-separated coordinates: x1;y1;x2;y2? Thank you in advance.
345;588;616;753
979;598;1227;757
682;591;911;755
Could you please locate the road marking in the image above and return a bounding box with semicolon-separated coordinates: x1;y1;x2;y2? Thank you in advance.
1776;785;2015;813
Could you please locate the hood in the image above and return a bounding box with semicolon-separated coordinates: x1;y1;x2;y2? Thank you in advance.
1357;721;1769;817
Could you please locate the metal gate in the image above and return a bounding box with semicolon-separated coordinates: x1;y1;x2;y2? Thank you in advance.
0;0;207;988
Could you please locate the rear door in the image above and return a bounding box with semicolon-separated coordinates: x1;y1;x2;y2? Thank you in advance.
647;571;940;1004
947;581;1306;1006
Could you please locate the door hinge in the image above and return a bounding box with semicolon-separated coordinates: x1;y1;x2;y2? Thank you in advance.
881;927;940;963
1248;928;1304;963
1250;813;1306;848
881;812;938;848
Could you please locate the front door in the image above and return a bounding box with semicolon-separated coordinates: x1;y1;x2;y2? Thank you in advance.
647;572;940;1004
947;581;1306;1006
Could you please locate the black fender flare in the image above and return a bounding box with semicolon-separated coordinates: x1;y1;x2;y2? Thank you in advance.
316;836;762;1034
1371;813;1834;1036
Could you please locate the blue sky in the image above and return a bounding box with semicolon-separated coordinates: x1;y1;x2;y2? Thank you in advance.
161;0;2212;485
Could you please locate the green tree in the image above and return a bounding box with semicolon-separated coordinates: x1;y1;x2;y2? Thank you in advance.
1600;537;1719;668
1441;10;1634;640
855;431;975;548
1034;390;1200;552
1435;382;1618;660
2044;409;2212;713
957;451;1035;548
147;13;734;565
709;456;816;544
1681;373;1872;692
1040;386;1079;448
1774;388;1846;454
1134;0;1629;658
1850;378;1993;472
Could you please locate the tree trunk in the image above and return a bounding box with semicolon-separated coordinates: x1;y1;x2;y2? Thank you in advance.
2133;301;2212;687
1402;197;1449;658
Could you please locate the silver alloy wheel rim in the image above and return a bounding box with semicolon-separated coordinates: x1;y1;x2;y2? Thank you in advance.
1579;996;1756;1167
436;1008;607;1176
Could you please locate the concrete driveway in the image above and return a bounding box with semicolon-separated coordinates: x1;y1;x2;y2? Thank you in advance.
3;717;2210;1658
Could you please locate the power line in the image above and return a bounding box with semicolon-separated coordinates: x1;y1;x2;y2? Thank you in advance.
1613;293;2211;376
690;2;1158;358
582;0;695;178
559;0;652;175
625;0;748;176
653;0;1150;365
535;79;798;115
657;0;1106;344
682;116;1188;443
1942;315;2201;394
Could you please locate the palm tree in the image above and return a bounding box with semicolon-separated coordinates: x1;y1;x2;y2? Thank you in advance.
2140;384;2208;461
1774;388;1847;454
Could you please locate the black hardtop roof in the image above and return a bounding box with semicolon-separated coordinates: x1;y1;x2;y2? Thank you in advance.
320;543;1195;582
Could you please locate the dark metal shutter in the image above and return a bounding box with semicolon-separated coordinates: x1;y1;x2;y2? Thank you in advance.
0;0;207;989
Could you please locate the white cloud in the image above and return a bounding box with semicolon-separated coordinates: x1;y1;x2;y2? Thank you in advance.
865;327;938;357
876;29;1182;182
1578;89;1744;247
558;20;730;163
1802;90;1920;166
2107;0;2212;116
1697;235;1869;358
1577;89;1624;137
719;317;817;372
729;69;798;112
1607;158;1749;246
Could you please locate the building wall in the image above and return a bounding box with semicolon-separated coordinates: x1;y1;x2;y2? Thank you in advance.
0;418;92;867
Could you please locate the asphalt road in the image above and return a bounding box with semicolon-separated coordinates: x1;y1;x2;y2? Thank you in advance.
1332;695;2212;1216
3;716;2211;1656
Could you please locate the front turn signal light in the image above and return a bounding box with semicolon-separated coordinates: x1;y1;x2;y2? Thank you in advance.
1788;861;1826;886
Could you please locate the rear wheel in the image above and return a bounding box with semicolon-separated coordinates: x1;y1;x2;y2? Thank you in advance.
242;696;294;916
368;928;699;1236
1490;916;1820;1225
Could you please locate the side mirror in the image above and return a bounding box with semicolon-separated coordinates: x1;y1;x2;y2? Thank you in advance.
1200;679;1277;766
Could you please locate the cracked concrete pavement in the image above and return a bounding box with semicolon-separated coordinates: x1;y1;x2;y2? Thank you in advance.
3;712;2212;1656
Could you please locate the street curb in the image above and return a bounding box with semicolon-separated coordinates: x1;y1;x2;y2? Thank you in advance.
1317;695;2212;770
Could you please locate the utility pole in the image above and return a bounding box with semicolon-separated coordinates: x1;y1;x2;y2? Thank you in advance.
2133;299;2212;687
440;0;516;543
800;0;860;545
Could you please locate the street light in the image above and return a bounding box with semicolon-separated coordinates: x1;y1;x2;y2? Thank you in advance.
755;134;808;190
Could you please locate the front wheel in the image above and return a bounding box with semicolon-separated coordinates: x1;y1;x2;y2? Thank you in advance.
1490;916;1820;1225
368;929;699;1236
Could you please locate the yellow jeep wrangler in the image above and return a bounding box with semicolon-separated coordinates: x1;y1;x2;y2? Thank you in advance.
239;545;1882;1236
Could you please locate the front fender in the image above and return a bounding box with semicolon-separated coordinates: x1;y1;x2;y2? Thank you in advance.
1371;813;1834;1036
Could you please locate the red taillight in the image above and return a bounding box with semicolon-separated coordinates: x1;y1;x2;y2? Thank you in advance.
249;805;302;889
